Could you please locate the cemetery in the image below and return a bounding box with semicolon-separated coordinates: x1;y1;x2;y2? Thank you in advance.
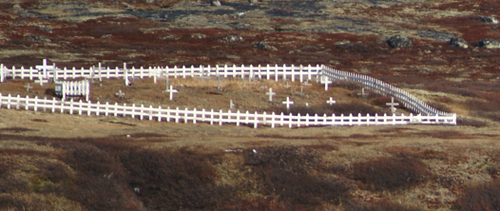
0;59;456;128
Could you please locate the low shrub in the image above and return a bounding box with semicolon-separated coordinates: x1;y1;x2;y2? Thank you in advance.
457;117;488;127
455;180;500;211
350;157;432;191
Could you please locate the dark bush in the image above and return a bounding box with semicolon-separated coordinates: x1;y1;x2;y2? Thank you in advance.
455;180;500;211
457;117;487;127
350;157;432;191
245;146;352;207
119;147;234;211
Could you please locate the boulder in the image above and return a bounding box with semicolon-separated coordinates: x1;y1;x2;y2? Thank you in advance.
223;35;244;42
449;37;468;49
477;38;500;49
211;0;221;6
253;41;277;51
478;16;499;24
387;35;412;48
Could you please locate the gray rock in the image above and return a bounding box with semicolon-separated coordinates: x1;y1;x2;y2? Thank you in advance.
160;35;180;40
477;38;500;48
253;41;277;51
387;35;412;48
211;0;221;6
223;35;244;42
12;4;22;9
478;16;499;24
190;33;206;39
449;37;468;49
25;34;51;42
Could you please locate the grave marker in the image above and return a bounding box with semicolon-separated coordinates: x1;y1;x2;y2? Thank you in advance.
230;100;235;109
302;80;311;86
115;90;125;99
166;85;178;101
386;97;399;113
282;97;294;110
34;73;48;86
266;88;276;102
327;97;336;106
35;59;55;79
24;84;33;92
282;81;291;89
357;88;368;98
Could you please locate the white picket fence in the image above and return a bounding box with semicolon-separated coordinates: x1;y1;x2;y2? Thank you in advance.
0;94;457;127
0;59;457;123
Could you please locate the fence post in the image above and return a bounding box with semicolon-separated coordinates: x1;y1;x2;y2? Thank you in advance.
219;109;223;126
236;110;240;126
271;112;275;128
193;108;197;124
25;95;29;111
254;111;258;129
87;100;92;116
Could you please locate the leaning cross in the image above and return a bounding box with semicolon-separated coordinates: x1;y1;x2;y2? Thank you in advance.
266;88;276;102
282;81;291;89
357;88;368;98
215;74;225;91
166;85;178;101
115;90;125;99
230;100;235;109
327;97;336;106
282;97;294;110
386;97;399;113
24;84;33;92
35;59;55;79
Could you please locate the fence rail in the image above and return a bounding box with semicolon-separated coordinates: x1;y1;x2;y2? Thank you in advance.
0;94;457;127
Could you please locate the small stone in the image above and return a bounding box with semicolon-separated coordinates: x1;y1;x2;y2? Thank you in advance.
253;41;277;51
223;35;243;42
478;16;499;24
387;35;412;48
12;4;22;9
477;38;500;48
211;0;221;6
190;33;206;39
25;34;51;42
449;37;468;49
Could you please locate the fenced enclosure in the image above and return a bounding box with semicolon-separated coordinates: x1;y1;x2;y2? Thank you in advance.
0;94;457;127
0;60;457;126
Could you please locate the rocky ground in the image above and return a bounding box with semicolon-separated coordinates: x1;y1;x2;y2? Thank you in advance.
1;0;500;211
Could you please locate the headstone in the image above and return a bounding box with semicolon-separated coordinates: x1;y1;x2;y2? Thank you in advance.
386;97;399;114
266;88;276;102
282;97;294;110
115;90;125;99
357;88;368;98
166;85;178;101
327;97;336;106
387;35;412;48
24;84;33;92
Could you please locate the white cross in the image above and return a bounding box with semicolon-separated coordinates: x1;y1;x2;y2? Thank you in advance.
165;76;169;92
386;97;399;113
282;97;294;110
24;84;33;92
357;88;368;98
36;59;55;78
266;88;276;102
282;81;291;89
115;90;125;99
323;78;332;91
166;85;178;101
230;99;235;109
216;75;224;91
327;97;336;106
34;73;48;86
302;80;311;86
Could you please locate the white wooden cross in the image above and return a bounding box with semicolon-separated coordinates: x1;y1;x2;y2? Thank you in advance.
282;97;294;110
357;88;368;98
35;59;55;79
115;90;125;99
386;97;399;113
216;74;225;91
266;88;276;102
322;78;332;91
302;80;311;86
34;73;48;86
327;97;336;106
166;85;178;101
282;81;291;89
230;99;235;109
164;75;169;92
24;84;33;92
